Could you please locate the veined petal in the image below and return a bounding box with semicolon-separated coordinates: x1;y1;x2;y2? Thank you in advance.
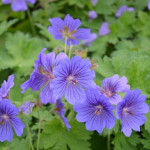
10;117;25;137
0;121;13;142
40;82;56;104
51;78;67;100
65;83;86;104
54;52;68;67
64;14;81;32
73;28;90;40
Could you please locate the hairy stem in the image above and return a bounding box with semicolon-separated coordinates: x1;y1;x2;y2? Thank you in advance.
37;109;53;150
64;37;68;54
37;111;41;150
69;45;73;59
27;9;36;36
24;116;34;150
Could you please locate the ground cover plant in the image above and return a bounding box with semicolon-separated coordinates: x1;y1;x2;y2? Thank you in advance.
0;0;150;150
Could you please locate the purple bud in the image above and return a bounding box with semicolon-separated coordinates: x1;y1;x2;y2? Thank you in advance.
19;101;35;115
99;22;110;36
116;5;134;17
88;11;98;20
83;33;97;46
148;1;150;10
90;0;98;6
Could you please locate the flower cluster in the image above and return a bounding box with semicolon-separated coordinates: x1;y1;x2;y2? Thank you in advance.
20;14;149;138
1;13;149;143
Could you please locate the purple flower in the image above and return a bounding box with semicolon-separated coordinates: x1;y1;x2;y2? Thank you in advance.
0;74;14;101
98;74;130;105
48;14;91;46
55;99;71;131
83;33;97;47
51;56;96;104
0;100;25;142
115;5;134;17
88;11;98;20
21;49;68;104
74;89;115;133
2;0;36;12
116;89;149;137
148;1;150;10
99;22;110;36
90;0;98;6
19;101;35;115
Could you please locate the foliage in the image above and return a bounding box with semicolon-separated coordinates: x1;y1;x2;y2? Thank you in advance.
0;0;150;150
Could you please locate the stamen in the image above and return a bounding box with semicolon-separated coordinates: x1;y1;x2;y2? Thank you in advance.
123;107;133;116
94;105;103;115
100;87;114;98
67;75;78;85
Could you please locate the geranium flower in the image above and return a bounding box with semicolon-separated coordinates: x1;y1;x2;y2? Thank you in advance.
2;0;36;12
51;56;96;104
21;49;68;104
116;89;149;137
0;100;25;142
48;14;90;46
74;89;115;133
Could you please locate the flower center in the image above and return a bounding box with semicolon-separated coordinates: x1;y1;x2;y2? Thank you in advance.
123;107;133;116
67;75;78;85
59;26;76;39
94;105;103;115
0;114;9;125
39;66;55;80
100;87;114;98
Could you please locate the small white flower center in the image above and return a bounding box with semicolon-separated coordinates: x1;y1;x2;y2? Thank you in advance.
67;75;78;85
122;107;133;116
94;105;103;115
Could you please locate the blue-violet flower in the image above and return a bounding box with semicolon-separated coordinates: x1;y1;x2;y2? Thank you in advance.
55;99;71;131
48;14;90;46
21;49;68;104
0;100;25;142
0;74;14;101
2;0;36;12
74;89;115;133
116;89;149;137
116;5;134;17
19;101;35;115
98;74;130;105
99;22;110;36
51;56;96;104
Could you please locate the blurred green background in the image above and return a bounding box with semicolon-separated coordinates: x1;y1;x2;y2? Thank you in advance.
0;0;150;150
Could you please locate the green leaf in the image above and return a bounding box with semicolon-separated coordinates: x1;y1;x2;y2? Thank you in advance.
113;132;140;150
10;138;30;150
0;19;18;36
145;100;150;133
40;119;92;150
2;31;46;75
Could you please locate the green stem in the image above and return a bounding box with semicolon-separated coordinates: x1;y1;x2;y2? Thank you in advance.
64;37;68;54
37;109;53;150
69;45;73;59
27;9;36;36
107;130;110;150
37;111;41;150
24;116;34;150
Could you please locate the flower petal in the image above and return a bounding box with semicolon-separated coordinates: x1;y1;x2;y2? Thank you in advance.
11;0;27;11
40;82;56;104
10;117;25;137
